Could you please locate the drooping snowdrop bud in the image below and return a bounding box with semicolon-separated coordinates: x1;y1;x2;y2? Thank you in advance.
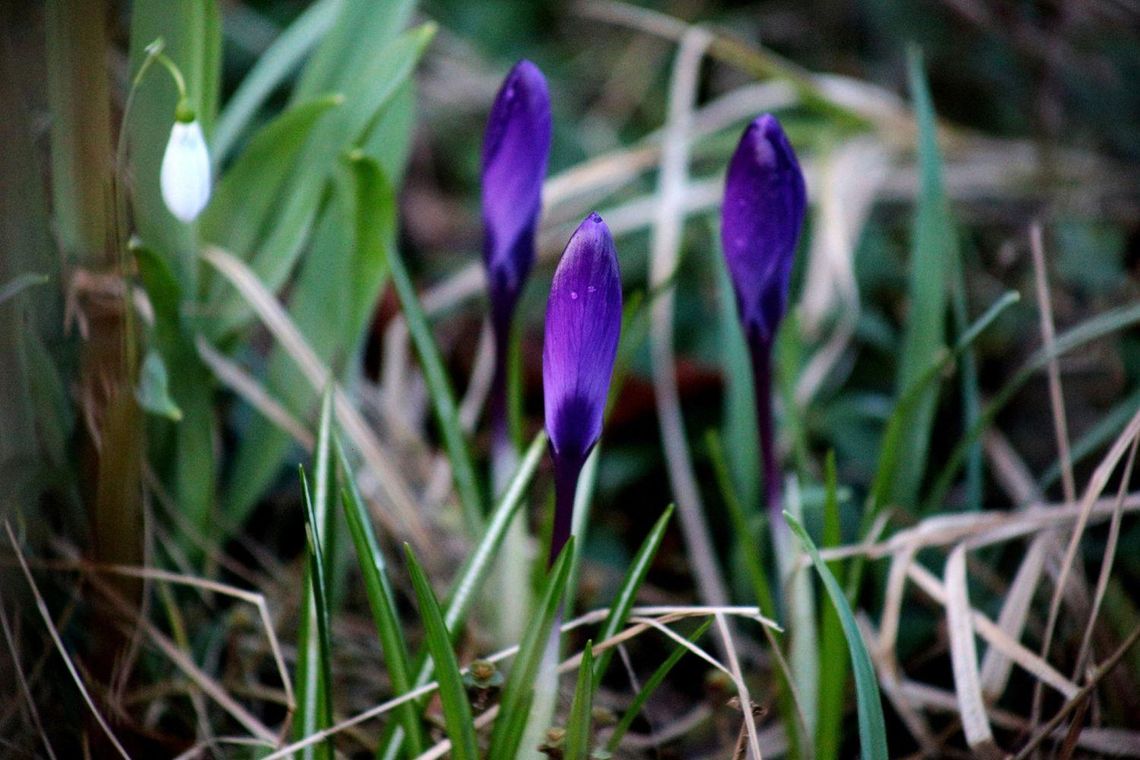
482;60;552;336
160;107;211;223
542;212;622;564
721;114;806;348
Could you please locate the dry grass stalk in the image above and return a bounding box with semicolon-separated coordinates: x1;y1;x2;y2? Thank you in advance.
5;521;131;759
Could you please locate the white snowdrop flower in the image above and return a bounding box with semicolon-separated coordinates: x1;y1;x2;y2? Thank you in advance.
160;118;211;223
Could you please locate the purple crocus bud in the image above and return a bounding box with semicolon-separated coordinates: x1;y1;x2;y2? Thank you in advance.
720;114;806;348
542;212;622;564
482;60;552;337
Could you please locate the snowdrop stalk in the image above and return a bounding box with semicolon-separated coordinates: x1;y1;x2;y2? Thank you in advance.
720;114;807;524
542;213;622;566
481;60;551;484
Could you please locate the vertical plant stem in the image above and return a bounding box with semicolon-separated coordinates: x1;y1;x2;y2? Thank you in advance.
46;3;144;750
751;339;782;525
550;453;584;568
488;318;513;477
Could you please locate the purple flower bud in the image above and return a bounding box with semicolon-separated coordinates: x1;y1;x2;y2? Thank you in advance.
482;60;552;334
720;114;806;347
543;213;622;564
543;212;622;464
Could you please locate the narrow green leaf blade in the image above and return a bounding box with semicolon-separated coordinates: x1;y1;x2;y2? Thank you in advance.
487;538;576;760
386;235;483;536
605;620;712;753
890;46;954;508
565;641;595;760
213;0;343;162
785;513;888;760
297;467;334;760
202;95;344;259
336;436;424;756
816;452;847;760
404;545;479;760
592;505;674;690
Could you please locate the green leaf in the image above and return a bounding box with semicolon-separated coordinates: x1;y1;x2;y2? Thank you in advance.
297;470;334;759
294;393;337;759
487;538;576;760
816;452;847;760
404;545;479;760
386;231;483;536
565;641;595;760
950;248;983;511
592;505;674;690
705;430;776;619
136;350;182;421
202;95;344;260
337;436;425;756
785;513;888;760
223;153;394;527
292;0;415;103
849;290;1018;598
605;620;711;753
134;242;218;543
890;46;954;508
712;222;760;513
212;24;435;332
213;0;343;162
927;299;1140;512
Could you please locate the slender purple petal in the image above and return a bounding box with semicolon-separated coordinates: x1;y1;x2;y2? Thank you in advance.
482;59;552;333
720;114;806;346
542;212;622;466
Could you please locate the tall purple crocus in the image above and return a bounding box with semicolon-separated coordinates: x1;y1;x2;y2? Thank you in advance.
543;213;622;566
482;60;552;471
721;114;806;521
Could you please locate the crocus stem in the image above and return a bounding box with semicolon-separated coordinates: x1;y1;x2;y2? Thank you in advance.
751;338;782;524
550;453;585;568
488;330;513;485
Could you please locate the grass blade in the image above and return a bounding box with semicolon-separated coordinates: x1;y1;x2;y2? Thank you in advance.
336;436;424;756
926;299;1140;512
816;452;847;760
202;95;343;260
298;467;334;759
705;429;776;619
377;432;546;760
487;538;576;760
294;392;336;759
785;512;888;760
386;238;483;536
565;641;595;760
889;46;954;509
403;545;479;760
850;290;1019;598
213;0;343;161
592;505;674;690
604;619;712;753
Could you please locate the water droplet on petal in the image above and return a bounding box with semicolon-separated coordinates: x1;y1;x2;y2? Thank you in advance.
570;290;579;300
587;285;596;293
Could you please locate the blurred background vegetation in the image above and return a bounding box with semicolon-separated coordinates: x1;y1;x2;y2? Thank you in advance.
1;0;1139;757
